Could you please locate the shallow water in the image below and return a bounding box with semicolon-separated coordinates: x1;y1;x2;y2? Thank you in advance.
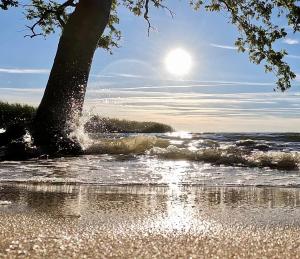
1;132;300;187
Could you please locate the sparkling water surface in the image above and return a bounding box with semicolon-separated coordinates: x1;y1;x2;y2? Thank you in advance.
1;132;300;187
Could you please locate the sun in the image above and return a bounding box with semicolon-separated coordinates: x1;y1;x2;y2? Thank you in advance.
165;48;192;77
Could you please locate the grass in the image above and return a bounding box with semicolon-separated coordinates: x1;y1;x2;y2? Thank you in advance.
0;101;173;133
85;115;173;133
0;101;36;129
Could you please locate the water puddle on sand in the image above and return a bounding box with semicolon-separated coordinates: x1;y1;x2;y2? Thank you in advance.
0;183;300;228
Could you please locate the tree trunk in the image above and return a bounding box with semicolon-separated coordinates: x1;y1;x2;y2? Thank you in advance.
33;0;112;154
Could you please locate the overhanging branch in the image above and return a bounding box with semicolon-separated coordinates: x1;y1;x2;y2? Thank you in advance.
24;0;78;38
144;0;174;36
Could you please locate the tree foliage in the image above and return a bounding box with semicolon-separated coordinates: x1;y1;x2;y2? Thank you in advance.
1;0;300;90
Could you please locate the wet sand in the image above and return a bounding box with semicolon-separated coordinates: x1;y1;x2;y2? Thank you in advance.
0;184;300;258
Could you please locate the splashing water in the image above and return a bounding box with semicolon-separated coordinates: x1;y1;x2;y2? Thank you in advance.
68;111;95;150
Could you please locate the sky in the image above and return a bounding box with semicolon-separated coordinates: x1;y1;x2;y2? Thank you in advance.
0;1;300;132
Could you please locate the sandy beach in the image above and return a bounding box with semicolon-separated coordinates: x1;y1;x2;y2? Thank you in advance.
0;183;299;258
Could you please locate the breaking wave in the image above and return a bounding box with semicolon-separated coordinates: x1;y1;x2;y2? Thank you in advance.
149;146;299;170
85;135;169;154
84;135;300;171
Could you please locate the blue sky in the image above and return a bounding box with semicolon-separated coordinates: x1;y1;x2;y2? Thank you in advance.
0;1;300;132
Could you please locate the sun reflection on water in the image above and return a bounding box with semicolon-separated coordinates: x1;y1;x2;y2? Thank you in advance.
166;131;193;139
161;160;189;186
150;160;219;233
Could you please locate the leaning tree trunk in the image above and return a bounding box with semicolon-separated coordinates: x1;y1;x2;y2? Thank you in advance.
33;0;112;154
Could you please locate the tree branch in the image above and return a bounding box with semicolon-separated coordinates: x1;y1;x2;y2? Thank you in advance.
24;0;78;38
144;0;174;36
144;0;153;36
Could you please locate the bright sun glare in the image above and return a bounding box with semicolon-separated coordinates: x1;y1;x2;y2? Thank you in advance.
165;48;192;77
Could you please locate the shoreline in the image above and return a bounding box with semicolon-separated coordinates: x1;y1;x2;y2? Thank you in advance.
0;183;300;258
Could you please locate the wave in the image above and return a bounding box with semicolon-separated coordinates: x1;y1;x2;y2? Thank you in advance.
84;135;300;171
85;135;169;154
149;146;299;170
198;133;300;143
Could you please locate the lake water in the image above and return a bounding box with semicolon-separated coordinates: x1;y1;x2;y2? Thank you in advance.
0;132;300;187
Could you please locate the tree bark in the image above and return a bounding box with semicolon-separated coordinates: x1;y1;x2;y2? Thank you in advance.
33;0;112;154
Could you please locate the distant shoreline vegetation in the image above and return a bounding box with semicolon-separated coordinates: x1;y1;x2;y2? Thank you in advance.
0;101;173;134
85;116;173;134
0;101;36;129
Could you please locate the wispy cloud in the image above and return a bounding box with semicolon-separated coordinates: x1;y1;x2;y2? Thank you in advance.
111;73;145;79
287;55;300;59
173;79;273;86
283;38;299;45
0;87;43;92
0;68;49;74
90;73;146;79
90;74;114;78
210;43;238;50
118;80;274;91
